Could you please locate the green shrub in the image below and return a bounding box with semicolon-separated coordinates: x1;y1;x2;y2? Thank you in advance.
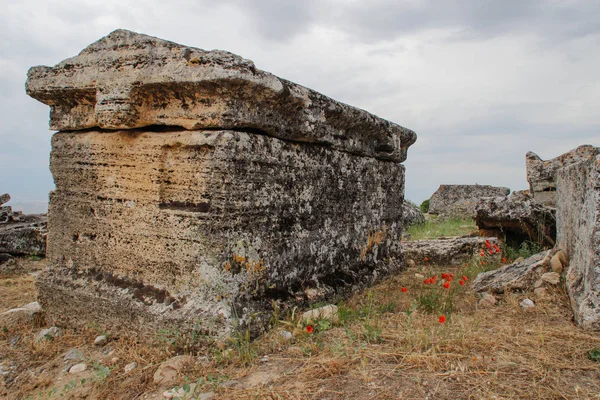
420;199;430;213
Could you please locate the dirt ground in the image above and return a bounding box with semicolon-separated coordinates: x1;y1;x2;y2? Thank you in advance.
1;257;600;399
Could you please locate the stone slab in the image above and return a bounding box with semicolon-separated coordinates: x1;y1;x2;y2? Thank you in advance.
26;29;416;163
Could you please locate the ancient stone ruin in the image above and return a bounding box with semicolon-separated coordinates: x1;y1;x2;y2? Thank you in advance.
427;184;510;219
526;145;599;207
25;30;416;336
556;150;600;330
0;193;47;257
473;145;600;331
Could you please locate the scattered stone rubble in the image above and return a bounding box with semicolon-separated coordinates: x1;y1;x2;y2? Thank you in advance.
0;193;47;256
25;30;417;337
474;190;556;247
428;184;510;219
402;237;501;266
526;145;599;207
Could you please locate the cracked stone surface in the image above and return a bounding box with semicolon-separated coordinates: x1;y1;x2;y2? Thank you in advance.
557;151;600;330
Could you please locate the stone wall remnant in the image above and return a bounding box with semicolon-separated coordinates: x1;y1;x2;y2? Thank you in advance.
556;151;600;330
526;145;599;207
25;30;417;337
0;193;47;256
428;184;510;219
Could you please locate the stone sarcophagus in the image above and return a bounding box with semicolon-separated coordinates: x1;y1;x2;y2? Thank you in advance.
26;30;416;336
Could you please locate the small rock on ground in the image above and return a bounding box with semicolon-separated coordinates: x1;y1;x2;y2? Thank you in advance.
69;363;87;374
153;355;194;385
94;335;108;346
301;304;339;323
478;293;497;308
35;326;61;343
520;298;535;309
124;361;137;373
278;330;293;341
64;349;84;361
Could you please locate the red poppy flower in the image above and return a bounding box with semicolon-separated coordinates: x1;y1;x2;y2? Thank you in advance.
501;258;506;263
481;261;486;265
401;287;408;293
443;281;450;289
480;251;485;257
462;275;468;281
439;315;446;324
485;242;491;249
459;280;465;286
424;279;430;284
424;257;429;262
305;325;314;334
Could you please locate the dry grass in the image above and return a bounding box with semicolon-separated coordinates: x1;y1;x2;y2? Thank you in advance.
2;258;600;399
0;258;45;312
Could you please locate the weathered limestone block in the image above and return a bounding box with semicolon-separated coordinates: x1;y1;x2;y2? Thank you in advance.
26;31;416;337
0;194;9;206
0;214;47;256
556;152;600;330
401;200;425;227
26;29;415;163
401;237;500;266
428;184;510;219
472;250;554;294
526;145;599;207
475;190;556;247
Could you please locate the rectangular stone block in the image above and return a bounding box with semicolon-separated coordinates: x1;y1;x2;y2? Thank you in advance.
38;129;405;335
557;153;600;330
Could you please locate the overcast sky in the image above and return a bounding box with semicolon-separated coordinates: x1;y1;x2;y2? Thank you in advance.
2;0;599;212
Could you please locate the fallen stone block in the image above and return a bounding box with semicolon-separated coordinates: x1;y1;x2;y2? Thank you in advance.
0;214;47;256
472;250;554;294
401;237;501;266
428;184;510;219
556;150;600;330
0;302;42;330
26;30;416;338
526;145;599;207
475;190;556;247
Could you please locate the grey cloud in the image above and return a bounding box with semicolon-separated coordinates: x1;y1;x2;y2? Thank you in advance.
222;0;600;43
